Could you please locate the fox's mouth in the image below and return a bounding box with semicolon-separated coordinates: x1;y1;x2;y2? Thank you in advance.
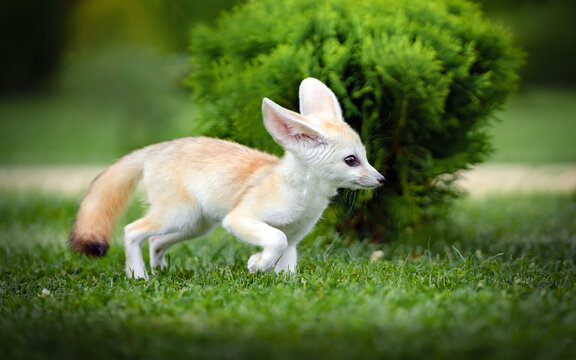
352;175;385;189
352;182;382;190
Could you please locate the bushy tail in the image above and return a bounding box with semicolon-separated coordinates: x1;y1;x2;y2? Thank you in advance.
69;149;146;256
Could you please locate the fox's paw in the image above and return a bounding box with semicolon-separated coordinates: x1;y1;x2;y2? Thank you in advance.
150;256;167;274
126;265;148;280
247;252;263;273
149;247;167;273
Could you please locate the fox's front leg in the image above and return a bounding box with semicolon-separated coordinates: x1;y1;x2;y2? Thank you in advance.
274;246;298;274
222;213;287;273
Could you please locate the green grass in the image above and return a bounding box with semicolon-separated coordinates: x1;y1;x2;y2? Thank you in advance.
1;191;575;359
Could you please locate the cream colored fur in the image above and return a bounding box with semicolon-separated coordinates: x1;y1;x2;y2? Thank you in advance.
69;78;384;279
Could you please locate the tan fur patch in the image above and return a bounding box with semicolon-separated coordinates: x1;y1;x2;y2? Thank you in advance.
70;149;145;256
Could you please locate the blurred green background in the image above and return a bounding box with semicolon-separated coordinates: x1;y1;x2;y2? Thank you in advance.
0;0;574;164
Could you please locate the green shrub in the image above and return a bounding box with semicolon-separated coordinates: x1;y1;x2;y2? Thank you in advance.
187;0;522;240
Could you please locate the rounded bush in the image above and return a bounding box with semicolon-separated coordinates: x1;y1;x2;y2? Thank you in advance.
187;0;522;240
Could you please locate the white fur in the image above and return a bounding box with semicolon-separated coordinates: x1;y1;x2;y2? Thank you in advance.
82;78;384;279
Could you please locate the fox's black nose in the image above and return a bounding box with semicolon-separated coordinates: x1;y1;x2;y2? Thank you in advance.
377;176;385;184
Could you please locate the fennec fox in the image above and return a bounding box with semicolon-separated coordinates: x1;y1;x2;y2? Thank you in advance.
69;78;384;279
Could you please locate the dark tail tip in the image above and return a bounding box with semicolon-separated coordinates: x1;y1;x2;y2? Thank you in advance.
69;231;109;257
82;242;109;256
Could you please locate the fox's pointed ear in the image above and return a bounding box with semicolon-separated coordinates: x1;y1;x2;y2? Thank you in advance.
299;78;344;121
262;98;326;149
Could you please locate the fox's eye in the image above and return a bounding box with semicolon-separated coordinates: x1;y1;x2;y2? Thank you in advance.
344;155;359;167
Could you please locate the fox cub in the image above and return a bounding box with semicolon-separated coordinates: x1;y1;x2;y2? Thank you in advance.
69;78;384;279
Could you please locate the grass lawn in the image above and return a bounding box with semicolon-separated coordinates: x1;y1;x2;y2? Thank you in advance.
0;191;575;360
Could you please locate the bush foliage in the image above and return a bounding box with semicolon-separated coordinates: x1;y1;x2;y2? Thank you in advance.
187;0;522;240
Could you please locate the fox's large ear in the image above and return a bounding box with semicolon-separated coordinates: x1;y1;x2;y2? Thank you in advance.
299;78;344;121
262;98;326;149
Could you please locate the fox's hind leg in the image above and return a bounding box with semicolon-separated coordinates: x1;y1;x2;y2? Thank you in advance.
149;217;214;273
149;232;186;272
124;216;162;279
